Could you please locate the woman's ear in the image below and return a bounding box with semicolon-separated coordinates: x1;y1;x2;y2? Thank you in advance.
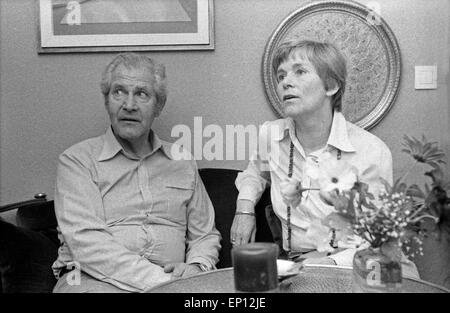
326;85;339;97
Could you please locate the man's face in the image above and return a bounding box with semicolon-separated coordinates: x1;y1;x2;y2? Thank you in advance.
106;64;160;146
276;50;331;118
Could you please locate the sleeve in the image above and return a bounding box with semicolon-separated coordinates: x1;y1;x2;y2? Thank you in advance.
185;163;221;270
379;145;393;185
55;152;171;292
235;122;273;205
360;142;393;197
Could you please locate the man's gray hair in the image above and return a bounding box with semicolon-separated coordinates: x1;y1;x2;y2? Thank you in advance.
100;53;167;112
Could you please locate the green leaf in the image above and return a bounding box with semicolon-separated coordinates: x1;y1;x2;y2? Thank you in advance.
380;177;393;193
407;184;426;199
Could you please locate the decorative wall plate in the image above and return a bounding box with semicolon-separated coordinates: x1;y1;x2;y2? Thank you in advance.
262;0;401;130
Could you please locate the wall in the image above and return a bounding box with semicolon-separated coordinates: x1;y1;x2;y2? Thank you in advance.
0;0;449;282
1;0;449;204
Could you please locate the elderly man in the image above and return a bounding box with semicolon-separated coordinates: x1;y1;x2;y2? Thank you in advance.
52;53;221;293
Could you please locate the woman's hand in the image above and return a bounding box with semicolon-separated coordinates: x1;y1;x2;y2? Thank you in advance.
230;200;256;246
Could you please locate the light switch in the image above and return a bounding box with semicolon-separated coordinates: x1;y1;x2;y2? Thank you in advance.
415;66;437;89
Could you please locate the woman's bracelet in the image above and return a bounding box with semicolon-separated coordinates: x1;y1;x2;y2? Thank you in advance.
235;211;255;217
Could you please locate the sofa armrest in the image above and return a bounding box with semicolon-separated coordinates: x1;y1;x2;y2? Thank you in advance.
0;219;58;293
0;198;47;213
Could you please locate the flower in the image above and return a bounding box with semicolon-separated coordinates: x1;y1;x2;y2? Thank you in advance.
401;135;445;168
401;136;450;237
316;135;449;258
279;177;303;208
279;176;322;208
351;182;425;250
307;152;358;194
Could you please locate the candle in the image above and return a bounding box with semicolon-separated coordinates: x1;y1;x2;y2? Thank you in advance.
232;242;279;292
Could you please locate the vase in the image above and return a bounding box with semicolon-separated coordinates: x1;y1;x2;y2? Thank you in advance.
352;247;403;293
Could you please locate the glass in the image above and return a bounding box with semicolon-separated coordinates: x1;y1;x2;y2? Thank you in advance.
232;242;279;292
352;247;403;293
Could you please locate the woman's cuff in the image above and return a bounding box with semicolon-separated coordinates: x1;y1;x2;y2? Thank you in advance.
237;183;263;205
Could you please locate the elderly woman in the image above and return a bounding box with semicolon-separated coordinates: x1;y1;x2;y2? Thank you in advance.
230;39;406;269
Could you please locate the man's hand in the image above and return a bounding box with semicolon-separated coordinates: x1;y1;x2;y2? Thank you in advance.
230;200;256;246
164;263;203;279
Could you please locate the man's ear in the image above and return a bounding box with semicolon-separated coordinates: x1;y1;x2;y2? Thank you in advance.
154;105;163;118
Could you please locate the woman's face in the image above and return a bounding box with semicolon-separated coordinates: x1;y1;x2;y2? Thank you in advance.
276;50;333;119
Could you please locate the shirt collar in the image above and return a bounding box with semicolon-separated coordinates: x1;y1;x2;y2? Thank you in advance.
98;126;173;161
272;118;293;142
153;132;174;160
274;112;355;153
327;111;355;153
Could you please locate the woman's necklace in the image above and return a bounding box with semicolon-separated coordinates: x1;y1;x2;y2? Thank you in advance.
285;140;341;259
286;141;295;256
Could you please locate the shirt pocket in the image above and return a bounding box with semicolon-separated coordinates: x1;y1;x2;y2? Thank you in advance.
159;179;194;225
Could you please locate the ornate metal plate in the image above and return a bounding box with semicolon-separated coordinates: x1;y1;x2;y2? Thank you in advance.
262;0;401;130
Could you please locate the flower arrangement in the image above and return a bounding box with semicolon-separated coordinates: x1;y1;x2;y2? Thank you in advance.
280;135;449;290
321;135;450;258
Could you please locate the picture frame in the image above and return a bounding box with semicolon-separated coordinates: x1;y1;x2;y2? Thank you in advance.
262;0;401;130
37;0;214;53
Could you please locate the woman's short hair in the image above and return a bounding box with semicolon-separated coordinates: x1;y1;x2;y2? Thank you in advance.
272;39;347;112
100;53;167;112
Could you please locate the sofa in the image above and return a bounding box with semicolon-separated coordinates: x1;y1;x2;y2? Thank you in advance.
0;168;275;293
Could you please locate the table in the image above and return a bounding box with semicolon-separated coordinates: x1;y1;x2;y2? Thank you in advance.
148;264;449;293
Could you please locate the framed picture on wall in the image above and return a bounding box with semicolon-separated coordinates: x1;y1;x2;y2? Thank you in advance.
37;0;214;53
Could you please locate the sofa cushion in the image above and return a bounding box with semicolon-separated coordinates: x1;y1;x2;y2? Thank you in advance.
198;168;274;269
0;219;58;293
